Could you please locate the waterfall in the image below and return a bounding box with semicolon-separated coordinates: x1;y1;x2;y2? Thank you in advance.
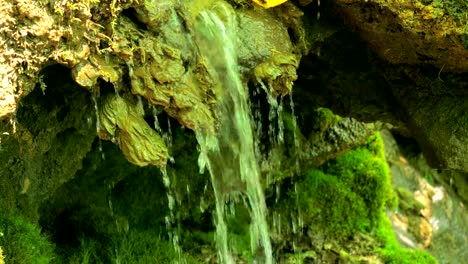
193;2;273;263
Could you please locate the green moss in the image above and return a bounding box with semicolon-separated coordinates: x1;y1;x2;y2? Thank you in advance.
0;133;20;217
66;239;100;264
376;216;437;264
284;250;317;263
64;229;201;264
285;131;437;261
108;230;201;264
226;204;253;261
297;169;370;236
186;203;254;262
0;246;4;264
295;132;395;237
313;107;341;132
435;0;468;31
0;214;55;264
395;187;425;213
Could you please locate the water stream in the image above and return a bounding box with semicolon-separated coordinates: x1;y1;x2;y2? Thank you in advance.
154;110;182;262
193;3;273;263
92;94;105;160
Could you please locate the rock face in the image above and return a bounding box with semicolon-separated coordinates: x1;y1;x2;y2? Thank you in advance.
293;0;468;172
382;130;468;263
334;0;468;72
0;65;96;220
98;94;168;167
0;0;64;118
0;0;303;219
1;0;467;173
0;0;467;262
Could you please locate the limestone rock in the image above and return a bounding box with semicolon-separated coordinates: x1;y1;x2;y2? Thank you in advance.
334;0;468;72
98;94;168;167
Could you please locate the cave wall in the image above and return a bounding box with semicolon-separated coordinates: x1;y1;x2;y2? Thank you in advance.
0;0;467;262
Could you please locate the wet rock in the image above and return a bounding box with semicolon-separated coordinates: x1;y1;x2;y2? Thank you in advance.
302;115;379;167
295;16;468;172
71;54;122;87
440;170;468;204
254;53;299;96
381;130;468;262
0;65;96;220
98;94;168;167
334;0;468;72
236;6;295;69
0;0;63;119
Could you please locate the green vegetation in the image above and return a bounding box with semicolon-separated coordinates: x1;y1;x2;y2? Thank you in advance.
294;133;396;237
287;131;437;262
395;186;426;213
433;0;468;28
225;204;253;261
184;203;254;262
64;229;201;264
0;214;55;264
313;107;341;132
376;216;437;264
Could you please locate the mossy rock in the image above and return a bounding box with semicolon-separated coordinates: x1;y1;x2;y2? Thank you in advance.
312;107;341;132
293;133;396;238
376;216;437;264
395;186;426;213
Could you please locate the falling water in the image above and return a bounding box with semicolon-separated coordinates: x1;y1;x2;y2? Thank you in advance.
162;167;183;262
92;94;105;160
288;96;304;249
317;0;321;20
153;108;181;262
194;3;273;264
153;107;163;134
277;97;284;145
257;80;285;147
289;97;301;175
252;85;265;161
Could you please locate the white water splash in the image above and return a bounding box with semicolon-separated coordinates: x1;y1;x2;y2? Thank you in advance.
161;166;183;263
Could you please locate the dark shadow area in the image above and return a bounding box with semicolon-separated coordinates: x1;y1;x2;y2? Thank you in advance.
38;121;215;260
9;64;96;220
391;131;422;158
292;27;396;135
121;8;148;30
16;64;91;136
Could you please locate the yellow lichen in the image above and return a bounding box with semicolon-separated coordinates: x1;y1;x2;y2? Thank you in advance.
71;54;122;87
98;94;168;167
398;10;415;26
123;28;215;133
253;53;298;96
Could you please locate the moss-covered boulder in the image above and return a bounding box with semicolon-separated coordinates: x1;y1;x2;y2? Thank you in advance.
294;133;395;237
270;132;437;263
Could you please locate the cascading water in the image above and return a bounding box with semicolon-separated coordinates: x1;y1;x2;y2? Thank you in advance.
257;80;285;148
193;3;273;263
153;109;182;262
